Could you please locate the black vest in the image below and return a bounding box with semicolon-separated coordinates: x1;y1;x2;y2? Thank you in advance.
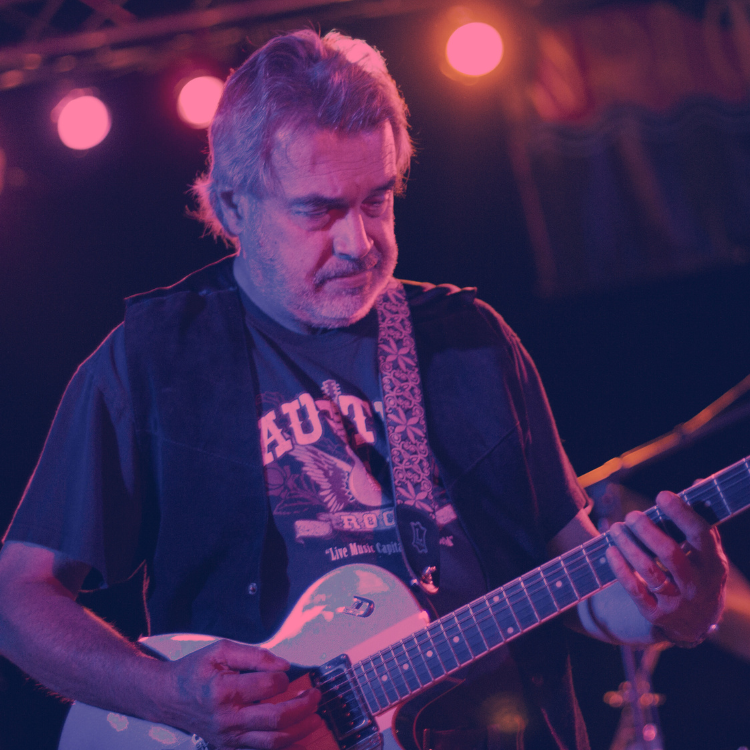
124;256;588;750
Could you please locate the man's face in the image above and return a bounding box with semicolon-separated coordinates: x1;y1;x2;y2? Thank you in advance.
229;121;399;333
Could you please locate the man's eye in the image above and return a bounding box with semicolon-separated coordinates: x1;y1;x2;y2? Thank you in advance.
301;208;329;220
364;195;389;214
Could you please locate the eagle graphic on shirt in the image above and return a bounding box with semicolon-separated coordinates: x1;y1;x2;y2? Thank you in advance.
290;443;384;512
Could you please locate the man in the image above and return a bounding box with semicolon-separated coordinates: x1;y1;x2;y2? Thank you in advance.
0;29;726;750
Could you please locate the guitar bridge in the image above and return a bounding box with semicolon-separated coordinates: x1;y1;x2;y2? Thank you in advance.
312;655;381;749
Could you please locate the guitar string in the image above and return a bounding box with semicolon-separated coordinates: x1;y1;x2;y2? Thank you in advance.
318;465;750;715
343;539;617;710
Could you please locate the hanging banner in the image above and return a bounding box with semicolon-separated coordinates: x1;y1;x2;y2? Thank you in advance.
513;0;750;296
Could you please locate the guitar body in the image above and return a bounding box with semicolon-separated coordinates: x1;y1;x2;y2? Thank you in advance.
59;564;432;750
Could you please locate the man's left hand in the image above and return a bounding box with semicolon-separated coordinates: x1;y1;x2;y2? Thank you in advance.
606;490;728;646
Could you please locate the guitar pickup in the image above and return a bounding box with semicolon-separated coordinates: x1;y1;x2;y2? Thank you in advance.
313;655;380;749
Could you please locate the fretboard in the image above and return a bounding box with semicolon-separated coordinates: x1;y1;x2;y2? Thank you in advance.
350;455;750;716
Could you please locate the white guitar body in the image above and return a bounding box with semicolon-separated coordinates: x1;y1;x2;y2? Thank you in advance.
59;564;432;750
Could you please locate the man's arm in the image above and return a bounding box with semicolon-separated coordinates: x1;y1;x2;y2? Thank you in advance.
0;541;322;749
550;492;728;647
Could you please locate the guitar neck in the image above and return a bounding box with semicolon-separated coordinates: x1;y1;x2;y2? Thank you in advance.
349;455;750;715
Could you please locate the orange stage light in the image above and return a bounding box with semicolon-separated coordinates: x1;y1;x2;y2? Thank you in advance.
176;75;224;128
55;93;111;150
446;22;504;77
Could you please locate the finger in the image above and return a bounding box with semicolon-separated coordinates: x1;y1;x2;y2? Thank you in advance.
233;701;324;748
221;669;291;703
622;510;691;590
605;545;657;611
655;491;716;551
209;639;291;673
608;520;674;594
235;688;322;732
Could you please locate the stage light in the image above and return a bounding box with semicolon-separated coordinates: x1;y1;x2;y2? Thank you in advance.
446;22;504;77
177;75;223;128
55;93;111;150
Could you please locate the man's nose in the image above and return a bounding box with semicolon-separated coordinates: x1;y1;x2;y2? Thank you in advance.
332;211;373;259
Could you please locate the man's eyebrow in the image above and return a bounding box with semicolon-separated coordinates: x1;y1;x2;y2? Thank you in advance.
287;177;397;209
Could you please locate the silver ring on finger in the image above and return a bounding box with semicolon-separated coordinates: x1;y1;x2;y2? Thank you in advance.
649;577;672;595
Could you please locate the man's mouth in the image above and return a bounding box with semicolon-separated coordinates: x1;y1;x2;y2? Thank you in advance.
317;259;378;286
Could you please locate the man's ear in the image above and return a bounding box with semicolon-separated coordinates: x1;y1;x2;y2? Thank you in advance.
217;188;245;236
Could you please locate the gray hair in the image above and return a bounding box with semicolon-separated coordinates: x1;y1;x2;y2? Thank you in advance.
192;29;413;244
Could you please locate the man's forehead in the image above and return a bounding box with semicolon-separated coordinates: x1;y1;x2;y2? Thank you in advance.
269;122;397;197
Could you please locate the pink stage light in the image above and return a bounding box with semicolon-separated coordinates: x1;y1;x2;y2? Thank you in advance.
446;22;504;77
56;94;111;150
177;75;224;128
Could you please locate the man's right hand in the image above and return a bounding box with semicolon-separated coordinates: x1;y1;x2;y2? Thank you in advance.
0;542;323;750
161;639;323;750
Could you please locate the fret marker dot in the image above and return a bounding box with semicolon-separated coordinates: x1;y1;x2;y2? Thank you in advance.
452;636;460;643
600;557;605;564
506;627;514;634
426;650;434;658
381;675;388;682
555;581;562;588
402;664;410;670
493;596;500;603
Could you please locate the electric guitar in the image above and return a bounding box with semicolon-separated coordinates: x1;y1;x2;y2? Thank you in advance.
59;455;750;750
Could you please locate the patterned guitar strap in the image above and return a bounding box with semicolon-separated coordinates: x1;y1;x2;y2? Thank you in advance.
375;278;441;594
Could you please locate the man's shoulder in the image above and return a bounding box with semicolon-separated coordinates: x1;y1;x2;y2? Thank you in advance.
402;279;476;306
126;254;238;308
401;279;515;342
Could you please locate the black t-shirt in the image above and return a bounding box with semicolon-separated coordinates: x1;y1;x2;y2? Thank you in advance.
241;289;487;624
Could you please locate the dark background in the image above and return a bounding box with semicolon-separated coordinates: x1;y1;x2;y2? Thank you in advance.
2;7;750;749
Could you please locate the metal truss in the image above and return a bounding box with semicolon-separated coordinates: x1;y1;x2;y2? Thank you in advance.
0;0;439;89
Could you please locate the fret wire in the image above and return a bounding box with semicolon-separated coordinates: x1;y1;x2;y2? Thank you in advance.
379;648;412;699
518;578;542;620
473;599;506;626
502;586;537;613
703;471;750;511
363;657;394;709
351;668;383;714
371;653;401;704
381;641;414;694
414;629;447;678
559;552;597;598
440;613;473;663
504;581;539;629
561;552;598;580
528;564;580;596
684;469;750;509
434;620;462;667
360;658;391;709
487;590;521;638
521;568;547;622
581;545;609;586
539;562;575;608
425;622;458;673
391;643;421;691
522;571;560;618
470;600;503;646
402;636;433;685
711;477;732;517
456;606;490;655
718;470;750;512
